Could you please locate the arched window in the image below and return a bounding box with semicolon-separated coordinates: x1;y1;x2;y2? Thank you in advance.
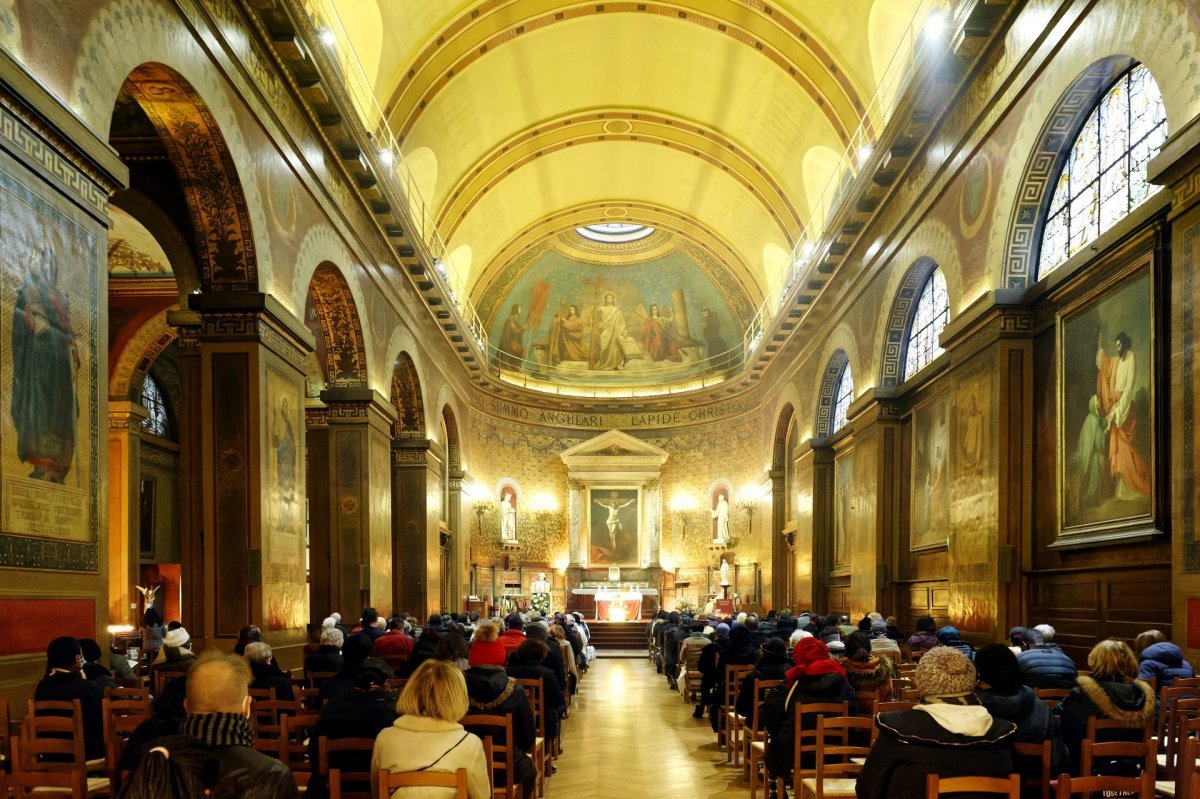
832;362;854;433
904;268;949;380
1038;64;1167;277
140;375;171;439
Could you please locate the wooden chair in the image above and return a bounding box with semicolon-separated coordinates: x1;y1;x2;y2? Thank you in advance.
1081;718;1155;782
462;714;523;799
103;686;150;709
680;645;704;704
306;670;337;689
1013;739;1053;799
250;697;295;741
745;679;783;799
1161;695;1200;779
2;747;89;799
329;768;344;799
768;701;851;799
891;676;916;701
1055;772;1154;799
249;687;276;703
18;712;109;797
797;715;874;799
722;664;754;765
376;767;469;799
1169;716;1200;799
103;697;148;790
900;687;922;702
1035;688;1071;709
278;712;320;771
875;700;916;713
318;737;376;799
384;677;409;694
514;678;548;797
926;774;1021;799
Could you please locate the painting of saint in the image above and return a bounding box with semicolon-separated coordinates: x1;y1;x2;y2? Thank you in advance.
642;304;682;363
590;293;628;370
273;396;296;503
499;304;531;362
701;307;728;362
11;249;79;483
547;303;586;365
911;394;950;550
589;488;638;565
833;452;853;569
1060;270;1154;534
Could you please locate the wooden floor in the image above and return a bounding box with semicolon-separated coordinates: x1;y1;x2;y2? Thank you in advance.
550;654;750;798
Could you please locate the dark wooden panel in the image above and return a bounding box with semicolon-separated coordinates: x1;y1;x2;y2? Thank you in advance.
0;599;94;655
212;354;249;638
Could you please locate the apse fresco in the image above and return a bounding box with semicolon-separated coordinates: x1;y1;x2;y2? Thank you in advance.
485;244;748;382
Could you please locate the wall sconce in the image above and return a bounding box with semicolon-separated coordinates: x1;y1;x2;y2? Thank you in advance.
669;492;698;538
736;484;768;538
530;493;561;539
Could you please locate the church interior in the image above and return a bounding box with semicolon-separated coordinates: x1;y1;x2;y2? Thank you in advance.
3;0;1200;794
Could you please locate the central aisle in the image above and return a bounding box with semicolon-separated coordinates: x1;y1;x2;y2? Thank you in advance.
550;655;750;798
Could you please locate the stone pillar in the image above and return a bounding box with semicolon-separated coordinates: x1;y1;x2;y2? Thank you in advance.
448;468;466;612
567;478;584;568
170;292;313;661
306;388;395;627
391;437;445;617
769;468;787;610
644;477;662;568
846;396;902;620
106;402;148;625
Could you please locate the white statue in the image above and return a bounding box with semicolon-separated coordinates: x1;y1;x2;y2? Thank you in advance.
719;558;731;587
531;571;551;595
500;489;517;541
711;492;730;543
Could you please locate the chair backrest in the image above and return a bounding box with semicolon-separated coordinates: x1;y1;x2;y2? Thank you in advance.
306;670;337;689
249;687;276;702
684;645;704;672
4;743;87;799
384;678;408;694
926;773;1021;799
1055;772;1154;799
250;698;295;738
875;701;916;713
1162;695;1200;777
462;713;518;799
104;686;150;708
723;664;754;711
376;767;469;799
1081;718;1155;779
812;715;874;787
789;701;850;778
748;679;783;735
1176;716;1200;799
900;687;922;702
318;737;375;799
22;700;85;769
1013;739;1052;799
279;712;320;770
515;678;545;740
1034;687;1070;708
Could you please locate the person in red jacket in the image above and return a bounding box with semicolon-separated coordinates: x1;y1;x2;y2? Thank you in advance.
370;617;414;666
499;614;527;657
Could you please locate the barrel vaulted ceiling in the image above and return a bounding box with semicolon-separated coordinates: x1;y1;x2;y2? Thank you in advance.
325;0;927;310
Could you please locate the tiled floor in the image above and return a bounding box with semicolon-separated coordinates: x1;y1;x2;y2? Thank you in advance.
549;654;753;798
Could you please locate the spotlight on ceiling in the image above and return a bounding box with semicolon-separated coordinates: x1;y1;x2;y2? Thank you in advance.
924;10;946;41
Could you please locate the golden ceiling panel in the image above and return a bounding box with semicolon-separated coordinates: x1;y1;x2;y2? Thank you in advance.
435;109;806;247
380;0;869;145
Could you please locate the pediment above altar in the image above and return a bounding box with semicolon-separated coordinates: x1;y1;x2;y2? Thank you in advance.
559;430;669;472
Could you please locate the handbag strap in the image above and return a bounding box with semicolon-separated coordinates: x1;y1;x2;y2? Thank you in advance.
417;732;470;772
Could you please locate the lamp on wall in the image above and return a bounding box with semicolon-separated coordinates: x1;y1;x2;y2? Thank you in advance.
736;484;768;539
669;492;698;538
529;493;560;539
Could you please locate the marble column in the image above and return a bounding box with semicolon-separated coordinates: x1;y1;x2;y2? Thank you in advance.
106;402;148;625
567;478;584;568
644;478;662;568
391;437;445;617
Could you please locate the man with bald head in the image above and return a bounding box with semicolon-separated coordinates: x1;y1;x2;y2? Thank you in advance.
181;651;297;798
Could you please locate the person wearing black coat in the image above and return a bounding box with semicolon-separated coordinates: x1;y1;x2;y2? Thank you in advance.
710;626;758;736
1055;639;1156;776
974;644;1066;776
318;632;373;703
397;626;441;678
304;627;345;676
506;639;565;746
760;637;857;785
1017;628;1079;689
856;646;1016;799
244;642;294;701
734;638;792;719
524;623;567;694
464;624;537;799
78;638;117;691
696;623;730;718
34;637;106;761
305;658;397;799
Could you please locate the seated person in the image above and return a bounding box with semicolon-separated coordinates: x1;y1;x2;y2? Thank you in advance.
243;641;294;701
856;646;1016;799
305;626;345;677
78;638;117;690
838;631;892;713
463;622;537;798
1018;627;1079;689
152;626;198;688
308;658;397;799
34;636;105;762
371;617;414;664
1056;639;1155;776
734;638;791;719
974;644;1065;775
906;616;939;659
1135;630;1195;687
505;638;565;746
868;620;903;665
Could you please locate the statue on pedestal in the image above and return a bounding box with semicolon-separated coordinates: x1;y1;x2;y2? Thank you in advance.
500;489;517;542
530;571;550;614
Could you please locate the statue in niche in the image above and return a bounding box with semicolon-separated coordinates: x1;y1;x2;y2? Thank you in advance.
719;557;730;587
500;488;517;542
711;490;730;544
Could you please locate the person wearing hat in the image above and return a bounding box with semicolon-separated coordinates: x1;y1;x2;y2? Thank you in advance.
665;615;696;690
464;621;537;798
907;615;939;658
974;644;1064;777
868;619;903;664
35;636;106;761
1007;626;1030;655
936;626;975;661
839;631;893;715
708;625;759;739
856;646;1016;799
734;637;791;718
695;622;732;719
499;613;526;657
307;657;398;799
761;637;856;792
884;616;904;643
151;624;198;689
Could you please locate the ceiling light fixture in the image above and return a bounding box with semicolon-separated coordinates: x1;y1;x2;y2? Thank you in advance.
378;147;394;166
924;11;946;40
857;143;874;166
318;27;337;47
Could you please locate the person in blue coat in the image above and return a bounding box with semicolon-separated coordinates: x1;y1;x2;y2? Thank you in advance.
1136;632;1195;687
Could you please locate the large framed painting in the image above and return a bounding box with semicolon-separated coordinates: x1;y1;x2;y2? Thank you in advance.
832;450;853;573
911;392;951;551
587;487;640;566
1055;260;1157;547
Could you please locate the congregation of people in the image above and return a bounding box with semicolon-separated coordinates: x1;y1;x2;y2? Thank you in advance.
649;608;1195;799
18;605;596;798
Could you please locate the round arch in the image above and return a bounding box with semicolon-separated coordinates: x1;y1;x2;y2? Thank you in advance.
390;352;426;439
304;262;369;389
772;403;797;472
815;349;850;439
998;56;1139;289
878;256;941;388
109;306;179;401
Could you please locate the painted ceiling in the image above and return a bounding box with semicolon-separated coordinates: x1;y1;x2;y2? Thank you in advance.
321;0;928;376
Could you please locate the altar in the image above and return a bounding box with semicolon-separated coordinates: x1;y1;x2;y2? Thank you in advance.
568;587;659;620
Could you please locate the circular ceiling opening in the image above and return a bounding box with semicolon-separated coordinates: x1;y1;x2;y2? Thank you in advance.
576;223;656;244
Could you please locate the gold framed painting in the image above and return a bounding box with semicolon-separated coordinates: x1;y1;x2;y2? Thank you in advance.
1054;255;1159;548
587;487;640;566
910;390;952;551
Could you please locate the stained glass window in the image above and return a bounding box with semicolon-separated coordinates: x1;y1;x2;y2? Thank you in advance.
904;268;949;380
140;375;171;439
832;360;853;433
1038;64;1167;277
